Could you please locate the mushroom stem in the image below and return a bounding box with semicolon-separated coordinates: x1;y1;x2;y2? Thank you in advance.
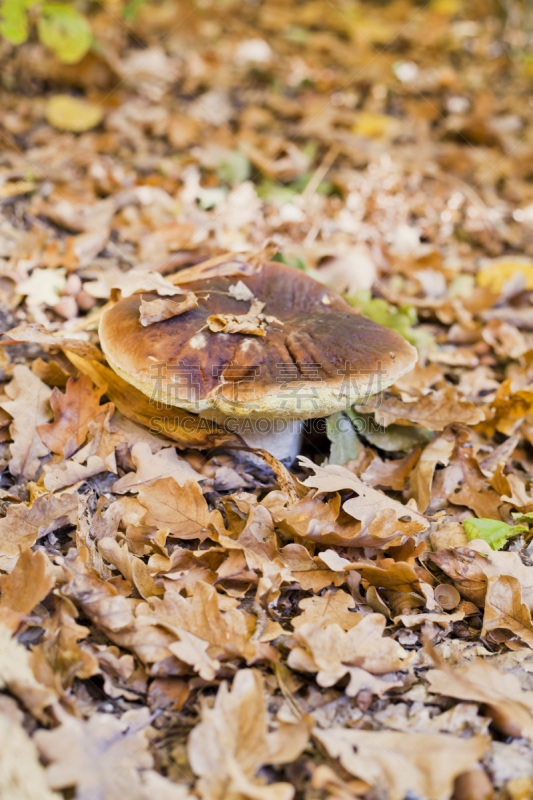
225;417;304;465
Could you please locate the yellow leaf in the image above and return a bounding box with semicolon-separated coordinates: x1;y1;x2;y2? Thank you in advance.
45;95;103;133
477;259;533;294
352;112;397;139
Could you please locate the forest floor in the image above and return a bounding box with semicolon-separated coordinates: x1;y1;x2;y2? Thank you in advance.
2;1;533;798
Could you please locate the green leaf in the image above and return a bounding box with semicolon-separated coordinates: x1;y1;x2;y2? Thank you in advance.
462;518;528;551
272;252;309;272
346;289;433;350
0;0;29;45
326;411;363;465
216;150;251;186
38;3;92;64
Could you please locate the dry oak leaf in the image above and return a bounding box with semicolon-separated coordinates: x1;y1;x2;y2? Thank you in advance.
477;378;533;437
0;626;58;722
0;710;60;800
482;574;533;649
143;581;269;665
138;477;224;540
112;442;203;493
139;293;198;326
288;613;410;693
0;365;52;479
430;540;533;610
291;589;362;631
66;352;234;449
6;323;105;362
427;659;533;740
206;298;282;336
0;491;78;557
35;709;154;800
0;549;55;632
409;432;455;513
298;457;428;535
37;374;110;458
362;386;484;430
61;554;134;633
313;728;489;800
109;269;191;298
188;669;308;800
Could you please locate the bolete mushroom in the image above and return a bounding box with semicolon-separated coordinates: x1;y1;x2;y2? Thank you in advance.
99;259;417;462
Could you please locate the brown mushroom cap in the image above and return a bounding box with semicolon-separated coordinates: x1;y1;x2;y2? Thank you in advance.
99;260;417;419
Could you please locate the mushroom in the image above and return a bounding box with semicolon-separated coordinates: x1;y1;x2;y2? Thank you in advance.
99;259;417;463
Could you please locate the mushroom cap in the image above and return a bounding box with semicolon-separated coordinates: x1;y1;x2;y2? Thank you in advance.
99;260;417;420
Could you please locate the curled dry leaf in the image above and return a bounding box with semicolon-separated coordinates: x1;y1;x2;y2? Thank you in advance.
313;727;489;800
6;323;105;362
188;669;308;800
206;297;282;336
362;387;485;430
139;292;199;326
426;657;533;740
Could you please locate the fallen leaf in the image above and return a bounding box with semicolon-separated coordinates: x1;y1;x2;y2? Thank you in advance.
139;293;198;325
482;574;533;648
206;297;282;336
138;478;223;540
112;442;203;493
313;728;489;800
0;709;61;800
37;374;110;457
299;456;428;531
0;366;52;479
188;669;308;800
66;352;234;449
427;658;533;739
0;491;77;557
0;549;55;632
0;626;58;721
288;613;410;691
35;709;154;799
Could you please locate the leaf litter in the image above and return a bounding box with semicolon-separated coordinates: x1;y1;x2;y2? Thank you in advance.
2;1;533;798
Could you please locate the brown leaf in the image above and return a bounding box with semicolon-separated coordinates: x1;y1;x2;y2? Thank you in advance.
0;549;55;632
0;366;52;479
482;574;533;648
112;442;203;493
291;590;361;631
6;323;105;362
138;478;224;541
66;352;234;449
0;627;58;722
0;492;78;557
299;457;428;532
409;433;455;513
139;292;198;326
427;659;533;739
188;669;308;800
35;709;154;800
313;728;489;800
37;374;110;457
362;387;485;430
288;613;410;690
0;709;61;800
206;298;282;336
